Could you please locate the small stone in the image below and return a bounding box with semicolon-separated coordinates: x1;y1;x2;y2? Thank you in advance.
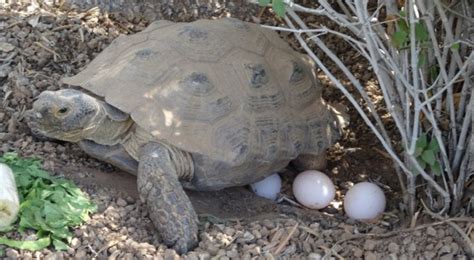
164;249;179;260
437;229;446;238
439;253;454;260
122;253;134;260
398;254;409;260
6;249;20;259
353;248;363;258
184;253;199;260
364;251;377;260
364;240;377;251
388;242;399;254
408;242;416;252
332;244;343;253
117;198;128;207
197;252;211;260
0;42;15;52
308;253;322;260
219;257;230;260
424;251;436;259
438;244;451;254
207;244;220;256
426;227;437;237
226;250;239;258
75;250;87;260
70;237;81;249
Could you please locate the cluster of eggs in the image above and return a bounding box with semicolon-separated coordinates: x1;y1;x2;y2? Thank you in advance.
251;170;386;222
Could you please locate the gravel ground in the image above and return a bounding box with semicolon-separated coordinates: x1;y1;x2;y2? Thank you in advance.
0;1;473;259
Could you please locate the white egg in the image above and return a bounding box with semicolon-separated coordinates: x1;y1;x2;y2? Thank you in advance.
292;170;335;209
344;182;386;222
251;173;282;201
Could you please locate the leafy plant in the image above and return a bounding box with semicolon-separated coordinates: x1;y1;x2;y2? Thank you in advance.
0;153;96;251
414;134;442;176
258;0;286;17
391;10;431;68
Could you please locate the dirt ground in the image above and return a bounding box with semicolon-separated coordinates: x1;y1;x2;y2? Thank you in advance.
0;1;472;259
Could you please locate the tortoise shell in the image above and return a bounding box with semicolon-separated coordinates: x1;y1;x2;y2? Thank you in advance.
63;18;339;164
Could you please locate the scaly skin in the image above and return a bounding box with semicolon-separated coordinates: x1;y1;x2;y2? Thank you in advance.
137;143;198;254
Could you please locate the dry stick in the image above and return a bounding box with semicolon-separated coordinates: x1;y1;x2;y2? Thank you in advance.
33;41;59;60
333;217;474;246
284;11;412;182
421;200;474;256
273;223;299;255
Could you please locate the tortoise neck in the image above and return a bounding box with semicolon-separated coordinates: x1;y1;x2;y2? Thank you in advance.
84;105;134;146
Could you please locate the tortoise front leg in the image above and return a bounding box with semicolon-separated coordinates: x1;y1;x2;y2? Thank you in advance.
137;143;198;254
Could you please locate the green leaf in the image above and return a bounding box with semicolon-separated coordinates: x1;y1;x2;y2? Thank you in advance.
52;237;69;251
416;157;427;170
0;236;51;251
428;138;440;153
397;18;409;34
422;149;436;166
451;42;460;51
429;65;440;82
258;0;271;6
399;10;407;17
417;51;426;67
272;0;286;17
416;134;428;149
431;161;442;176
0;153;96;251
415;22;429;43
392;30;408;49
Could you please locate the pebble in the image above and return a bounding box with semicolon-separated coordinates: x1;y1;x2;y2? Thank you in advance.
308;253;322;260
388;242;399;254
74;250;87;260
408;242;417;252
70;237;81;249
364;251;377;260
426;226;437;237
6;249;20;259
352;247;364;258
117;198;128;207
364;239;377;250
164;249;179;260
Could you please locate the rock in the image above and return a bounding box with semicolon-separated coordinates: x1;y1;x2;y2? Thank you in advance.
426;227;437;237
408;242;416;252
164;249;179;260
117;198;128;207
364;239;377;250
5;249;20;259
0;42;15;52
364;251;377;260
388;242;399;254
438;244;451;254
352;247;363;258
308;253;322;260
439;253;454;260
70;237;81;249
424;251;436;259
74;250;87;260
122;253;134;260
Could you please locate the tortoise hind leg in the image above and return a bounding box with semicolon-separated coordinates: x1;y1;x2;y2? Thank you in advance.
137;142;198;254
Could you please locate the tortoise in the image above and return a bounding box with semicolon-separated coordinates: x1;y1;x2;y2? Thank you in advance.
26;18;343;253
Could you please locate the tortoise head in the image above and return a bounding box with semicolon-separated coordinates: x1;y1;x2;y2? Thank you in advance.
26;89;102;142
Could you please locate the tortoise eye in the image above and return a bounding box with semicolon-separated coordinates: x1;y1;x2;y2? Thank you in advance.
56;107;69;115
